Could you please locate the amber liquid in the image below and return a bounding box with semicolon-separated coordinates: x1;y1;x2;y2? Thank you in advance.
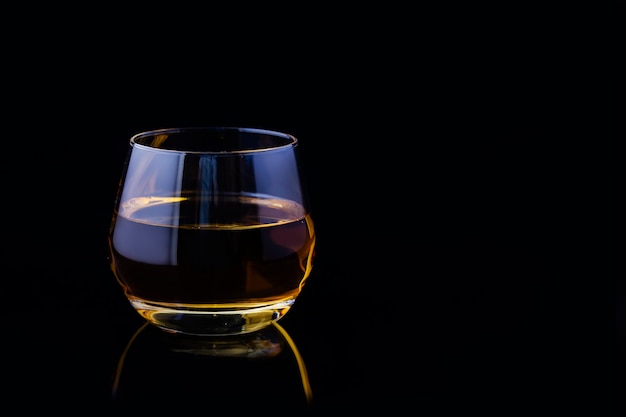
109;193;315;335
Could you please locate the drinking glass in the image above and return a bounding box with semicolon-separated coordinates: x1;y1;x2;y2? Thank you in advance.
108;127;316;336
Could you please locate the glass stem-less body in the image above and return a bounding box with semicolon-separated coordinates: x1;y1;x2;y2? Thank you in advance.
108;128;315;336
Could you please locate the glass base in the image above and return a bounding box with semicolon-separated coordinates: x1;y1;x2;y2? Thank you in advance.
129;298;295;336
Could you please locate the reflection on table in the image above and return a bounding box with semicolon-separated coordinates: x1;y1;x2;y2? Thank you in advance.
111;320;313;412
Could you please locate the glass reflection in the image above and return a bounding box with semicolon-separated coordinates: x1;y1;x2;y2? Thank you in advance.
111;321;313;411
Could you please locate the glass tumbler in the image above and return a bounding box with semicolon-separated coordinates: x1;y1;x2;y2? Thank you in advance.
108;127;316;336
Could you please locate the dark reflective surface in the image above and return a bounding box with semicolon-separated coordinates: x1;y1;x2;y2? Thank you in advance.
111;321;313;412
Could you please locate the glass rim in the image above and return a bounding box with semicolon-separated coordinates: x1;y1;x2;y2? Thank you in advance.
129;126;298;154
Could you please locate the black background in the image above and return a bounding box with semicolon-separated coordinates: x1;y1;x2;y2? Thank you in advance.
4;5;616;414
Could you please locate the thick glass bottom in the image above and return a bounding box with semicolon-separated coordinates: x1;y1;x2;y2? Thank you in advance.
129;297;296;336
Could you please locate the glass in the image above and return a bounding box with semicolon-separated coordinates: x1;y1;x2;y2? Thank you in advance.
108;127;316;336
